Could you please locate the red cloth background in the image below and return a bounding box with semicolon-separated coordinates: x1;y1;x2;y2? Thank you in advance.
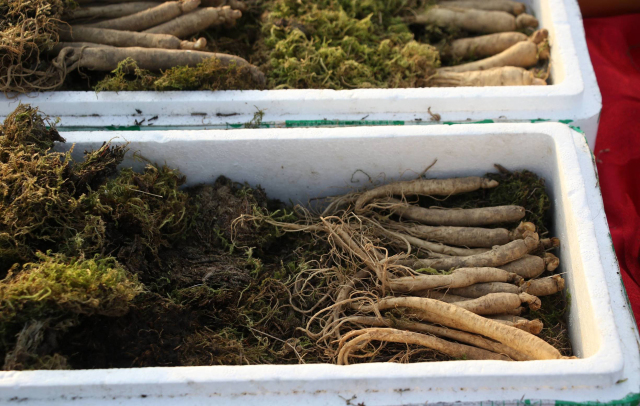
584;14;640;325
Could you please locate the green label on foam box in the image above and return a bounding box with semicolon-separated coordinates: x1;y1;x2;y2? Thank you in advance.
555;393;640;406
285;120;405;127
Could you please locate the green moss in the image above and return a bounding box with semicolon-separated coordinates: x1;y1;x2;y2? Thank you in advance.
0;108;130;273
0;252;142;322
262;0;440;89
95;57;262;92
98;162;189;258
529;292;572;356
486;168;551;234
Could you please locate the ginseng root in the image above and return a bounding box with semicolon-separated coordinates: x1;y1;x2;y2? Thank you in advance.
388;267;521;293
46;42;113;54
521;275;565;296
440;41;539;73
499;254;545;279
448;281;520;297
54;46;265;85
63;2;160;21
544;253;560;271
447;32;527;60
59;26;207;50
354;297;562;360
383;199;525;227
382;229;489;256
345;316;532;360
86;0;201;31
416;290;528;315
421;291;541;315
388;221;535;248
200;0;247;10
400;232;539;270
337;328;510;364
144;6;243;37
541;237;560;250
428;66;547;87
406;7;538;34
445;292;541;315
417;289;469;303
355;177;498;213
438;0;526;15
489;315;544;335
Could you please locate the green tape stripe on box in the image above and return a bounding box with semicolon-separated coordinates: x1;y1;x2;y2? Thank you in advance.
555;393;640;406
285;120;405;127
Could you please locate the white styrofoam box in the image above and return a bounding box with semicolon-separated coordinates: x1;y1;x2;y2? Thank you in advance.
0;123;637;406
0;0;602;148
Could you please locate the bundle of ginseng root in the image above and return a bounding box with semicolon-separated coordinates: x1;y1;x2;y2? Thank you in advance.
235;173;570;364
52;0;265;88
406;0;551;87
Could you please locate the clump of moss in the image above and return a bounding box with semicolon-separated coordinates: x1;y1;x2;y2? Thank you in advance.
0;105;64;151
529;293;572;356
0;106;128;274
1;252;142;323
95;57;263;92
262;0;440;89
99;162;189;255
0;252;142;368
486;166;551;234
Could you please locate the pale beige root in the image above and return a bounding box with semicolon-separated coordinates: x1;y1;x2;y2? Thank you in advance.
447;32;527;60
499;254;545;279
388;267;522;293
529;29;549;45
354;297;563;360
46;42;113;54
345;316;532;360
428;66;547;87
337;328;510;365
382;228;490;256
521;275;565;296
452;292;541;315
540;237;560;250
489;315;544;335
516;13;539;29
54;46;265;85
402;290;529;315
200;0;247;10
439;41;539;73
355;177;498;213
407;7;537;34
63;2;160;21
59;26;207;50
416;289;469;303
144;6;242;37
438;0;526;15
320;220;386;285
528;29;551;63
383;199;526;227
330;270;369;337
503;306;524;315
384;221;535;249
86;0;201;31
399;232;539;270
448;281;521;297
544;253;560;271
386;221;534;248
